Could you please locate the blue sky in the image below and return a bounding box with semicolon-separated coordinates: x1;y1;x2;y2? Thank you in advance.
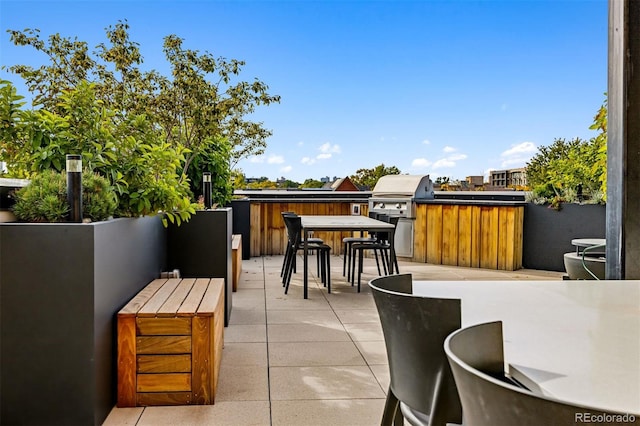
0;0;608;183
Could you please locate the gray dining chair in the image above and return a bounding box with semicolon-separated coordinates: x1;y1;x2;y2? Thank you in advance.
444;321;635;426
369;274;463;426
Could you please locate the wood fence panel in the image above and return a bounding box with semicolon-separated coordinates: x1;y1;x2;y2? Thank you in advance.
442;205;459;266
457;205;472;267
426;205;443;264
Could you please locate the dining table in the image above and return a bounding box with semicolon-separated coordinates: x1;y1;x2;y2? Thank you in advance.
413;279;640;416
299;215;396;299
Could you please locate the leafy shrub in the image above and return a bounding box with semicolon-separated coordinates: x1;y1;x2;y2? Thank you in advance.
12;169;117;222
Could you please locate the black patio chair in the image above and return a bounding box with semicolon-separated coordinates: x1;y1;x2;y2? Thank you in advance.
369;273;463;426
282;214;332;294
444;321;631;426
351;215;399;292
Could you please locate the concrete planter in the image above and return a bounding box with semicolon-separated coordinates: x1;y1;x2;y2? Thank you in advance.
523;203;606;272
167;208;233;326
0;217;166;425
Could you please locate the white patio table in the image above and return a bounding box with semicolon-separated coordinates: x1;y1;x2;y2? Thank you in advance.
413;279;640;416
299;215;396;299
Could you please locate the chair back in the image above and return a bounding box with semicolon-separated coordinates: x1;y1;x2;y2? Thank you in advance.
369;274;463;425
445;322;633;426
283;214;303;247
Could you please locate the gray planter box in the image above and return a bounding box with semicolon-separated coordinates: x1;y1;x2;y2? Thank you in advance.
523;203;606;272
0;217;166;426
167;208;233;326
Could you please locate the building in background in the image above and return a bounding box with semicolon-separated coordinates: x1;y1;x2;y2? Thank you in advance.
489;168;527;189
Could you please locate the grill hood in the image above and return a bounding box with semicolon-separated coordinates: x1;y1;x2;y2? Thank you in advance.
371;174;435;199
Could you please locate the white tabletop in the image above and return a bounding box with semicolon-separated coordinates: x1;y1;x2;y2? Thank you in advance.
413;280;640;415
571;238;606;248
300;215;395;231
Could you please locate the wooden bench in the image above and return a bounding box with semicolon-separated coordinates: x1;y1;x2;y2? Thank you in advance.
117;278;224;407
232;234;242;292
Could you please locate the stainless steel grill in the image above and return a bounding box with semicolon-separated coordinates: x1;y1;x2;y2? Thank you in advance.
368;175;434;258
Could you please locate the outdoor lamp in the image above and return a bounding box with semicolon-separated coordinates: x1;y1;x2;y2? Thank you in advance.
66;154;82;223
203;172;212;209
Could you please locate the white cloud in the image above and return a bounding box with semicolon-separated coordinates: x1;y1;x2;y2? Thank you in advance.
412;158;432;168
443;146;457;153
301;157;316;165
319;142;341;154
432;158;456;169
267;155;285;164
248;155;264;163
297;141;304;146
500;141;538;168
280;165;292;173
449;153;468;161
317;153;332;160
422;139;431;145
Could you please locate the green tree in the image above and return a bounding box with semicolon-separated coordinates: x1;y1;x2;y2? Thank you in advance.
589;96;607;199
300;178;324;189
350;164;401;190
3;21;280;204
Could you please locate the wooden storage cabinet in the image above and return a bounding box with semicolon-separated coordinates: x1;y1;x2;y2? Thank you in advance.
117;278;224;407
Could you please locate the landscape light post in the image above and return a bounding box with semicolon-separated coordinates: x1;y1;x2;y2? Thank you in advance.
66;154;82;223
203;172;212;209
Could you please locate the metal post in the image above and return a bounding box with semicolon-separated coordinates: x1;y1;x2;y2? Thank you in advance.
66;154;82;223
203;172;212;209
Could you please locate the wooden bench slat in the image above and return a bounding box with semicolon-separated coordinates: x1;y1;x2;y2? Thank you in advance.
137;392;191;406
178;279;209;316
158;278;196;317
136;317;192;336
137;278;182;317
197;278;224;316
119;279;167;317
136;336;191;354
137;373;191;392
137;354;192;373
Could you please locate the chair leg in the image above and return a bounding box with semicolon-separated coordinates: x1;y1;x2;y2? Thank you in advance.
373;248;382;275
350;248;357;286
325;250;331;293
380;248;389;275
357;249;364;292
343;242;348;277
283;247;296;294
381;387;400;426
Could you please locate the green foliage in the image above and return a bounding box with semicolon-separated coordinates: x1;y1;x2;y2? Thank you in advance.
350;164;401;190
12;169;68;222
3;21;280;207
526;136;605;206
186;136;233;207
0;80;196;224
82;171;118;221
300;178;325;189
12;169;117;222
589;95;607;200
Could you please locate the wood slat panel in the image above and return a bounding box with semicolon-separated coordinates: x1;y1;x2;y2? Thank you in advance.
498;207;513;270
136;373;191;392
137;355;192;373
157;279;196;317
137;392;191;406
250;203;261;257
178;279;209;316
119;279;167;317
515;206;524;269
457;205;472;267
191;316;212;404
442;205;459;266
197;278;224;316
413;205;428;263
426;205;443;264
480;207;499;269
212;289;224;400
137;279;182;317
136;336;191;354
117;316;137;407
136;317;192;336
470;206;482;268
